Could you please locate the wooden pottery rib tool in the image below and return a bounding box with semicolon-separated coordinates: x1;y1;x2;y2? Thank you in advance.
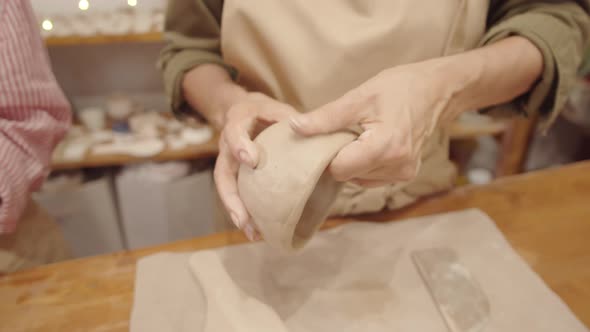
412;247;491;332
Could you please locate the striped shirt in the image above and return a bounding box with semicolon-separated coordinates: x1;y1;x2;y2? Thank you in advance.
0;1;71;234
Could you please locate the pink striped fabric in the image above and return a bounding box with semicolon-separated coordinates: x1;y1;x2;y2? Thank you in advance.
0;1;71;233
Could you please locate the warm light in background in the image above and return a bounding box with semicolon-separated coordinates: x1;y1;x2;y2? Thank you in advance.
78;0;89;11
127;0;137;7
41;19;53;31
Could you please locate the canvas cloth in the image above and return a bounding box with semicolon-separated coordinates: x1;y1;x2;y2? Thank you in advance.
130;209;587;331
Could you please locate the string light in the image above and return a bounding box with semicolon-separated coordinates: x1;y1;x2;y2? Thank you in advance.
127;0;137;7
78;0;89;11
41;19;53;31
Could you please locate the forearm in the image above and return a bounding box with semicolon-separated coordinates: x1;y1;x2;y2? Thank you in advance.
182;64;247;130
429;36;544;123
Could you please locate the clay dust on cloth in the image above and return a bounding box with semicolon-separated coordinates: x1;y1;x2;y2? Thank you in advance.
130;209;587;332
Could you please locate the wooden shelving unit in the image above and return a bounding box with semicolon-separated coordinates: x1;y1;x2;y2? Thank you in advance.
44;32;163;46
42;29;513;172
50;122;510;171
51;135;219;171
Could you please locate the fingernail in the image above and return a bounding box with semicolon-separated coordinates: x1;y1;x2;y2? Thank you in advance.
243;223;259;241
288;116;303;129
238;150;252;166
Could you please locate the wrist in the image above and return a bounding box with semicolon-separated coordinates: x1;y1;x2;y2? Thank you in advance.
214;82;247;125
425;53;484;123
424;36;543;124
182;64;246;129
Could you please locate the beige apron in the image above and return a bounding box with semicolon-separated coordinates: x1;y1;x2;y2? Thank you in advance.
222;0;488;215
0;199;70;274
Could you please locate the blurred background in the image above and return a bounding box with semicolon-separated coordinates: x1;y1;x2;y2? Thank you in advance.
30;0;590;258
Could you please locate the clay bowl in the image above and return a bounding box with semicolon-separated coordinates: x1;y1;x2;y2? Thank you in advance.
238;120;356;251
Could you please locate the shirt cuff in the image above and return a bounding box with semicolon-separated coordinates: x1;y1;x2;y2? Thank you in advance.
159;49;238;119
480;11;586;130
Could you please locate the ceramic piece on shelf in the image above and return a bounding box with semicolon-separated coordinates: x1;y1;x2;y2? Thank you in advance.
134;123;159;138
95;11;124;35
182;116;203;127
467;168;493;185
166;119;185;133
132;10;153;34
108;11;134;35
78;107;106;132
61;137;93;162
129;112;167;138
165;134;189;151
67;125;86;138
152;10;165;32
95;11;115;35
69;14;97;37
106;94;135;121
237;121;357;251
49;16;73;37
112;122;131;133
180;127;213;145
112;132;137;143
92;138;165;158
51;140;69;163
52;125;93;162
89;130;115;144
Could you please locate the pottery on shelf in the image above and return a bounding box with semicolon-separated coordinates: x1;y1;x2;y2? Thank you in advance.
166;119;185;133
152;10;165;32
60;137;93;162
165;134;189;151
109;11;134;35
49;16;73;37
106;94;136;122
129;112;167;138
95;12;115;35
92;137;165;158
69;14;97;37
78;107;106;132
132;10;153;34
180;127;213;145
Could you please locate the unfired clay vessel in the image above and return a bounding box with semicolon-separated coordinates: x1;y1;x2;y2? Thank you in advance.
106;94;135;121
238;121;357;251
78;107;106;132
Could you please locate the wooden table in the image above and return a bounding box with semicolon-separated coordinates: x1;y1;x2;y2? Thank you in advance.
1;162;589;331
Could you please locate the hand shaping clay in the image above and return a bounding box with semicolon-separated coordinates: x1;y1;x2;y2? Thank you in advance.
237;121;357;251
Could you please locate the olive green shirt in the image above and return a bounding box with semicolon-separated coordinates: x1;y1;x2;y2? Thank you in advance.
159;0;590;128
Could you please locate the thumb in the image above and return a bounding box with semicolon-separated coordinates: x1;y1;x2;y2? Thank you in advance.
289;91;371;136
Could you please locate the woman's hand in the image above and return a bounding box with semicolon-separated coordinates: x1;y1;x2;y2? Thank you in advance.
289;64;451;187
182;65;298;240
214;92;298;240
289;36;543;187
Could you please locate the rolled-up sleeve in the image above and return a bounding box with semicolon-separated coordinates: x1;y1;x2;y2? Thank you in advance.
158;0;237;117
481;0;590;128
